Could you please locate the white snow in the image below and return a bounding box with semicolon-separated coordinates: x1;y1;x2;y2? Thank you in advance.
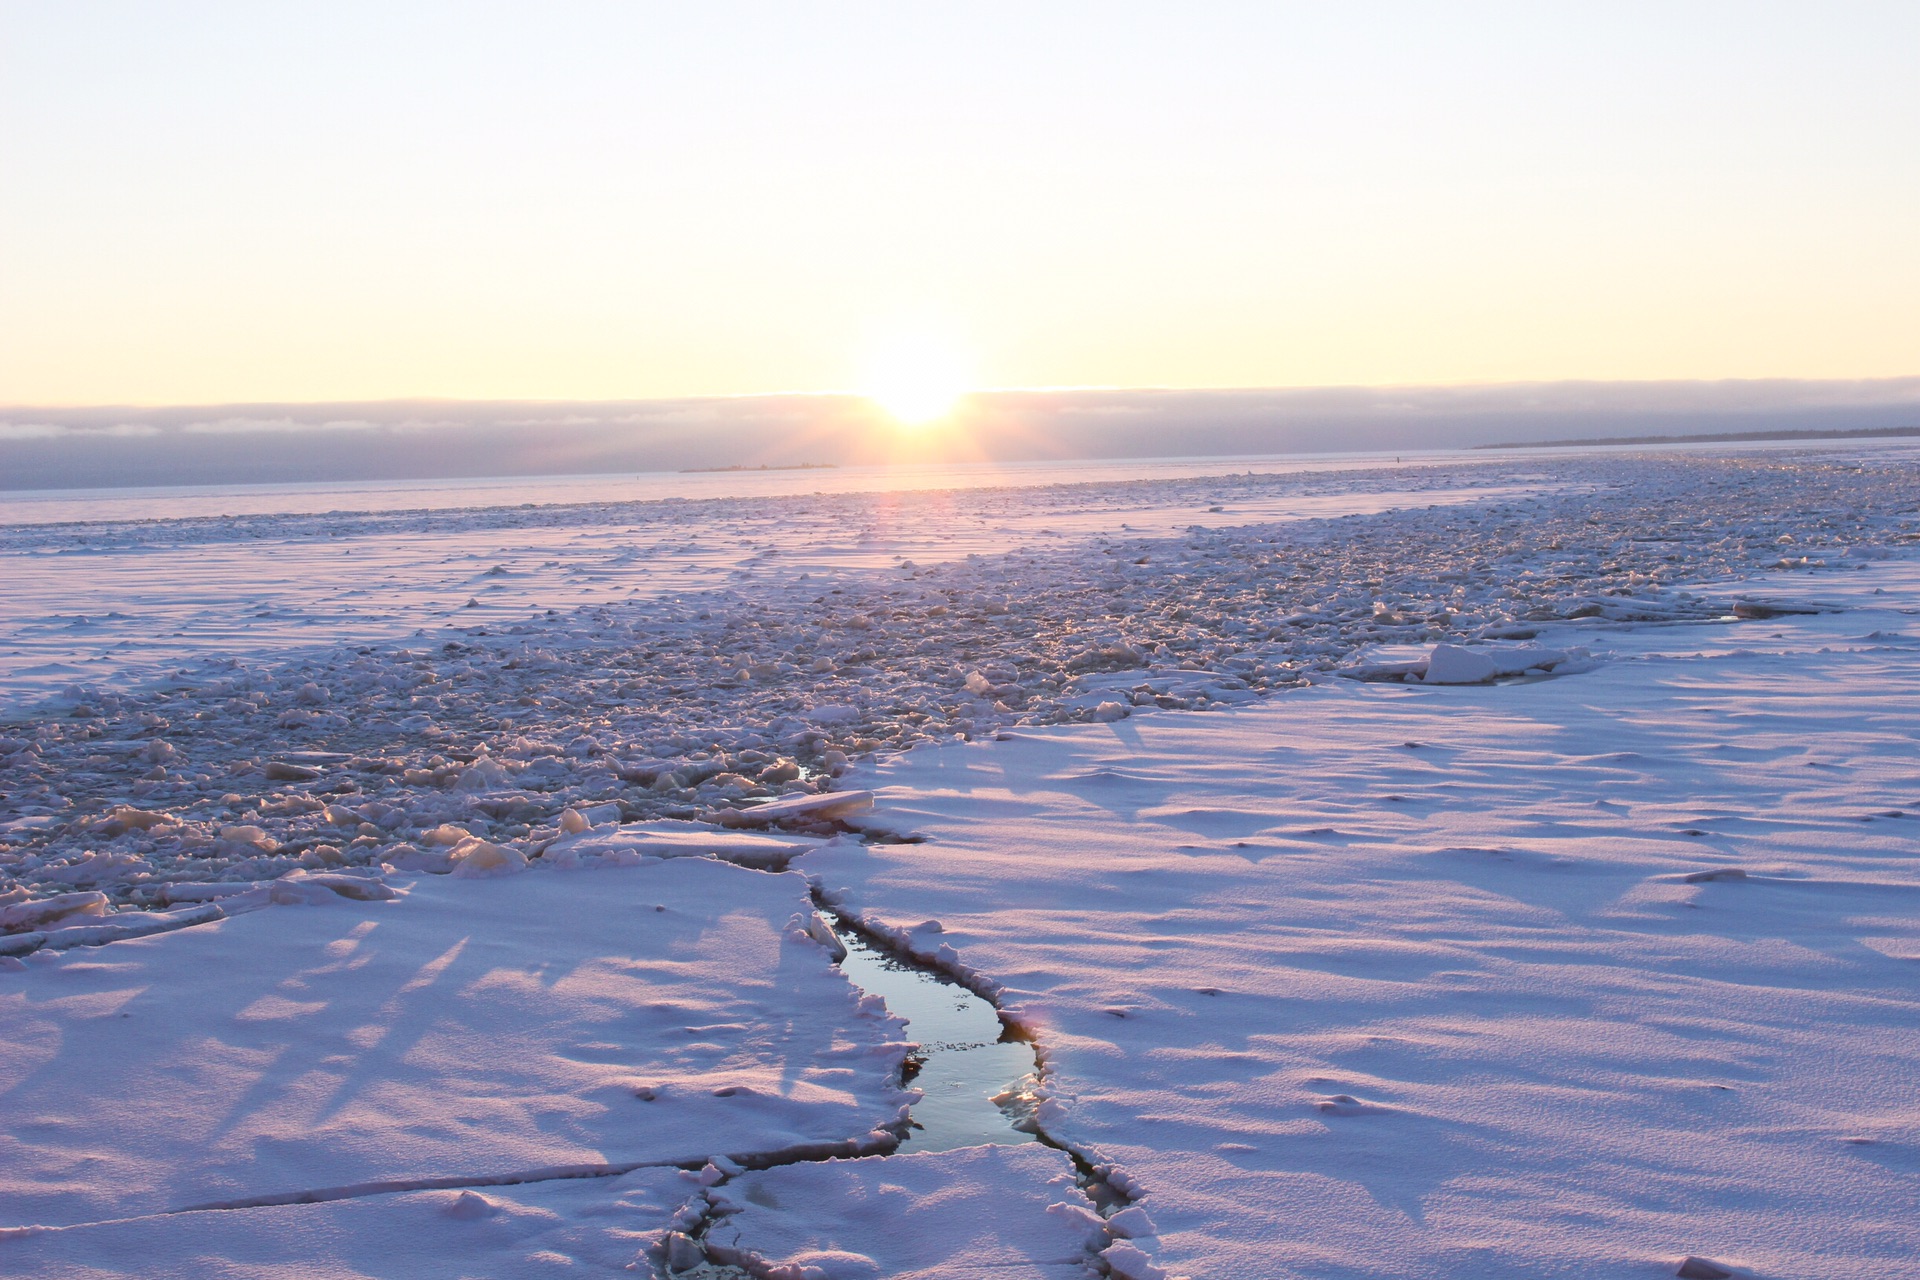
0;1166;696;1279
702;1144;1105;1279
4;444;1920;1278
0;857;910;1229
805;592;1920;1279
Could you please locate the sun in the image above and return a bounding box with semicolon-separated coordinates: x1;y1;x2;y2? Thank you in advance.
859;334;972;430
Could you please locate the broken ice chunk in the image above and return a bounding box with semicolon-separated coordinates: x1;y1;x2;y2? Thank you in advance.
453;756;513;792
0;891;109;933
37;903;225;949
217;824;279;853
268;880;339;906
288;872;400;901
546;822;822;870
707;790;875;827
1104;1240;1172;1280
448;839;528;878
264;761;322;782
1421;644;1500;685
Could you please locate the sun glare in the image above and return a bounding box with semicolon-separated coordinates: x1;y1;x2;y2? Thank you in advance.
860;335;972;430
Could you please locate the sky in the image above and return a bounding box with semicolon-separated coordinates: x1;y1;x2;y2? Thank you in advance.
1;2;1916;409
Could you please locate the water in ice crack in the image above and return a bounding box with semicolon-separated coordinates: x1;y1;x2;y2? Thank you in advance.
829;921;1040;1154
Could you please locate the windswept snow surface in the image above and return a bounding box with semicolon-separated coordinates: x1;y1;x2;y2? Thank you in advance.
0;1168;697;1280
3;447;1920;1278
702;1144;1103;1279
0;857;910;1227
807;586;1920;1279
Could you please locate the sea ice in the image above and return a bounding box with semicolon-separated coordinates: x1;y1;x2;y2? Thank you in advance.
0;857;912;1229
7;452;1916;908
4;447;1920;1277
701;1144;1105;1279
1418;643;1499;683
0;1165;694;1279
802;592;1920;1279
545;821;829;870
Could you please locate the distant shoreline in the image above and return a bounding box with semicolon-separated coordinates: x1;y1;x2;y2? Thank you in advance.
1476;424;1920;450
678;462;839;474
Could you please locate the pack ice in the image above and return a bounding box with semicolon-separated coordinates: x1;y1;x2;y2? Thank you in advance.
4;446;1920;1278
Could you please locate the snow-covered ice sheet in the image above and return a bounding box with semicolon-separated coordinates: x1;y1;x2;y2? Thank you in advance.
0;857;908;1228
0;1166;692;1279
3;448;1920;1277
806;594;1920;1280
702;1144;1104;1280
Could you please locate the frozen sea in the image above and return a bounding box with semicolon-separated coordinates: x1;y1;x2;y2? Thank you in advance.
3;442;1919;1279
0;448;1558;714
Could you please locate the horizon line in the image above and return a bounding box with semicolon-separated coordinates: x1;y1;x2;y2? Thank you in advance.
7;372;1920;415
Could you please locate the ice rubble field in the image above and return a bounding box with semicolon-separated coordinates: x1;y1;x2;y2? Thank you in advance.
2;448;1919;1279
0;462;1525;710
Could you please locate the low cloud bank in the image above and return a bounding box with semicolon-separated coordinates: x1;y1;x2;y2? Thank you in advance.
3;378;1917;491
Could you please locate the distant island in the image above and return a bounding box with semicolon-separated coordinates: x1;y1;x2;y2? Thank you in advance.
1476;424;1920;450
679;462;839;473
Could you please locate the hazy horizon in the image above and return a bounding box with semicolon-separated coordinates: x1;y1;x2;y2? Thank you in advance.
3;375;1917;491
5;6;1917;486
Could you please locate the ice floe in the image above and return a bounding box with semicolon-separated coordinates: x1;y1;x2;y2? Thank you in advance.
803;588;1920;1278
